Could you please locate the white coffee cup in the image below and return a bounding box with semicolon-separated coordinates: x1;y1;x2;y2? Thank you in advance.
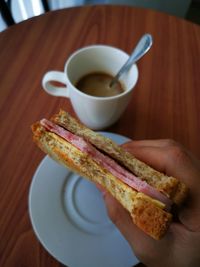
42;45;138;130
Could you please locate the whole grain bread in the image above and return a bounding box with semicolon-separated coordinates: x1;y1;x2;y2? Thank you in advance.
52;110;188;205
32;122;172;239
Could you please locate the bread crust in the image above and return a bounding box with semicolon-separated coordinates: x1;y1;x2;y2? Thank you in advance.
131;193;172;240
32;122;172;239
52;110;188;205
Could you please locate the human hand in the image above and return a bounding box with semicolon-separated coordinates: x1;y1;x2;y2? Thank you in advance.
100;139;200;267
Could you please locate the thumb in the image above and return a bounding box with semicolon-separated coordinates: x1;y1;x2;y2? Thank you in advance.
102;191;166;264
96;185;170;247
103;191;140;246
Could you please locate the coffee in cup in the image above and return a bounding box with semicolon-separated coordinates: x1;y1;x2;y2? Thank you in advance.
75;72;125;97
42;45;138;130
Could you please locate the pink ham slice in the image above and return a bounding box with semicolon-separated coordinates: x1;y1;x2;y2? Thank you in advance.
40;119;172;209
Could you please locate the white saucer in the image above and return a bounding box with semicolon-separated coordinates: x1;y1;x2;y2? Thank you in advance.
29;132;139;267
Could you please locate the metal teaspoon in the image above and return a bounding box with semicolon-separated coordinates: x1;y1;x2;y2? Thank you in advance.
109;33;153;87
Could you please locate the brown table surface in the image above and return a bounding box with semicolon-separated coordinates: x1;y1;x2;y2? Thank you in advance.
1;5;200;267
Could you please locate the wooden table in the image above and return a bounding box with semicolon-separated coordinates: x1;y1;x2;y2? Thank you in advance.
0;5;200;267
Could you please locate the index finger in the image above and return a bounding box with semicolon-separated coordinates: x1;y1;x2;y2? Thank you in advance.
122;139;200;187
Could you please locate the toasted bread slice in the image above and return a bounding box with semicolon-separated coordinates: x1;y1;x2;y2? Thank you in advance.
32;122;172;239
52;110;188;205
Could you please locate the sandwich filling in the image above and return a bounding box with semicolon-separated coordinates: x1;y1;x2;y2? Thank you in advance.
40;119;172;210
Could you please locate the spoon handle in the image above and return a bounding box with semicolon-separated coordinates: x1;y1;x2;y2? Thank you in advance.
110;34;153;87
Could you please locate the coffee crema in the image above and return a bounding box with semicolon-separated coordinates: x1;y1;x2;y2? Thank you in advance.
75;72;125;97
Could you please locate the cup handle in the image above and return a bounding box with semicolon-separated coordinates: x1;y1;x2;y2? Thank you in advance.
42;71;69;98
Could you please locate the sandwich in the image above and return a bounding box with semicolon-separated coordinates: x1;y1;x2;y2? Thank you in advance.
31;110;188;240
